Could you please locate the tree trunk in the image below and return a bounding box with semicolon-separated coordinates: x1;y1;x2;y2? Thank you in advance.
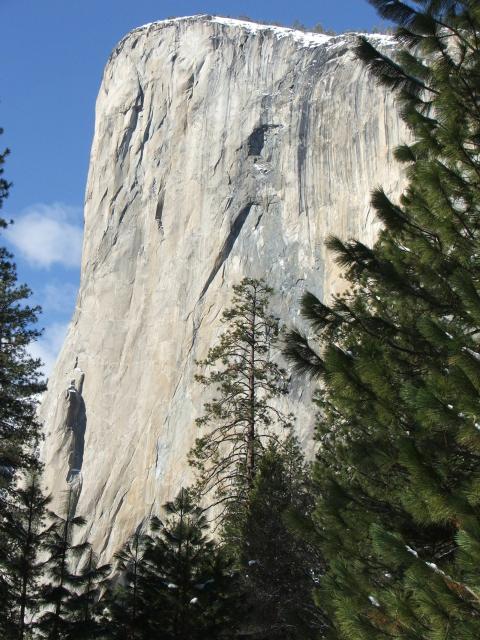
246;291;257;489
19;487;34;640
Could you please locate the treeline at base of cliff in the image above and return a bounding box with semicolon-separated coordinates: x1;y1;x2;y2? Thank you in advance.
2;1;480;638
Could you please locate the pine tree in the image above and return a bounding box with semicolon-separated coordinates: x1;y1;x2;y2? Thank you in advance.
0;238;45;480
38;488;90;639
102;530;149;640
103;489;238;640
0;127;46;636
0;126;45;480
231;438;326;639
285;2;480;638
0;473;51;639
189;278;292;521
65;548;111;639
145;489;237;640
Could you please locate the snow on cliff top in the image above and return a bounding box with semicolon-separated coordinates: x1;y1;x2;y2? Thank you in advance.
122;14;393;51
212;15;332;47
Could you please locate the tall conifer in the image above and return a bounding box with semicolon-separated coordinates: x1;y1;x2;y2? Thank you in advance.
103;529;151;639
38;488;90;639
286;1;480;638
0;473;51;639
189;278;292;521
66;548;111;639
0;127;45;482
0;128;46;636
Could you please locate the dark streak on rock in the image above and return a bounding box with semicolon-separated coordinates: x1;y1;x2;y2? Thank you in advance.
185;73;195;99
118;204;129;226
247;124;280;156
110;186;122;207
199;203;253;299
99;489;129;556
254;211;264;230
117;191;138;228
117;86;144;160
297;100;310;215
155;193;165;235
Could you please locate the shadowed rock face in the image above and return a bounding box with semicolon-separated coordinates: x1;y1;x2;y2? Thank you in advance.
40;15;408;561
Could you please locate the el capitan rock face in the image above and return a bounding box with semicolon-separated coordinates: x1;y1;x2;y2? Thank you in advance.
40;15;407;560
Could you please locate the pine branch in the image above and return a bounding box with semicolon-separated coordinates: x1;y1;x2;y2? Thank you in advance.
283;330;325;378
355;36;438;96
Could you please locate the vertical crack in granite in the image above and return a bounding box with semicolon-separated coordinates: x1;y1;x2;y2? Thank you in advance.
199;203;254;300
155;191;165;235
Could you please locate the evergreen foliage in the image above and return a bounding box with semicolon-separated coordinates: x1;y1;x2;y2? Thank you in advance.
104;488;238;639
64;548;110;639
285;1;480;638
0;243;45;475
0;128;47;638
189;278;292;520
0;129;10;206
0;473;51;639
230;438;325;639
37;488;90;639
102;529;148;640
0;128;44;482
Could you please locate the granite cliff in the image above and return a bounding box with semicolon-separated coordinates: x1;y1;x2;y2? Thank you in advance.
40;15;407;560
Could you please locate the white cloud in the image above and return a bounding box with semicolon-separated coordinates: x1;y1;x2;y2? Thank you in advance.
42;281;78;313
29;322;69;377
6;202;83;268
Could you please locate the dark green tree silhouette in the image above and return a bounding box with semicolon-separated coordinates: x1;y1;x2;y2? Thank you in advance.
145;489;237;640
285;1;480;638
102;529;149;640
0;125;45;480
0;129;10;205
103;489;238;640
0;228;45;480
0;473;51;639
231;438;326;639
65;547;111;639
0;127;46;637
37;488;90;640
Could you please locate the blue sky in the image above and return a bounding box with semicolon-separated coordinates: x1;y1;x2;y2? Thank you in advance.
1;0;388;375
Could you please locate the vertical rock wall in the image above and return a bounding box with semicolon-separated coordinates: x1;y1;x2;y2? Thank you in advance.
40;16;408;560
